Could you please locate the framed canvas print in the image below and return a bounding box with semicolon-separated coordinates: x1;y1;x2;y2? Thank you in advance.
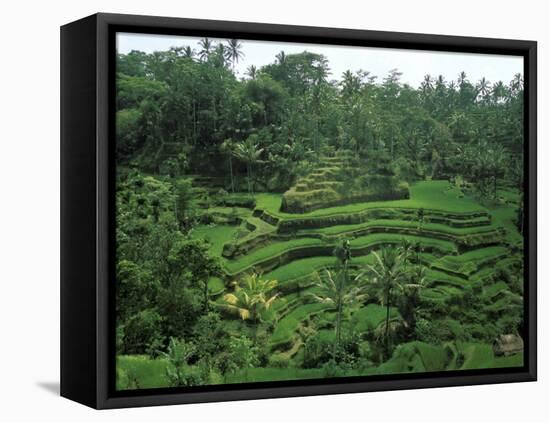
60;13;537;409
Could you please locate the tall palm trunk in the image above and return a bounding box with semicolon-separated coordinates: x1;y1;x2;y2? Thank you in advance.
334;297;342;360
229;156;235;193
334;262;348;360
192;100;197;144
203;281;209;313
246;163;252;195
385;287;391;359
250;163;255;195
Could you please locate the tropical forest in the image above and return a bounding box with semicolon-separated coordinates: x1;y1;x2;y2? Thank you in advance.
115;36;525;390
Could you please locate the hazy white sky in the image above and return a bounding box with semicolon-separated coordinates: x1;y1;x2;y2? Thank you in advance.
117;32;523;88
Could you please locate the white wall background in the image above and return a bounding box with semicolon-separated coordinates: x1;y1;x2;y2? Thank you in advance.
0;0;546;420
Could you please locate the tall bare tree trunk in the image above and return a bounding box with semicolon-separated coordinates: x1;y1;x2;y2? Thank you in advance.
229;156;235;193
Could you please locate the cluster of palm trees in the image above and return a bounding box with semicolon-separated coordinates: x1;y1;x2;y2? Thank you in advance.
421;72;523;104
175;38;244;71
471;141;509;200
312;240;426;361
222;238;428;364
220;137;264;195
452;138;510;200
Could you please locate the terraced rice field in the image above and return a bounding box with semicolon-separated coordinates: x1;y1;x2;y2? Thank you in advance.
188;180;524;372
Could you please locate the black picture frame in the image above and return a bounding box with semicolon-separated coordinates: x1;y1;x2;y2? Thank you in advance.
61;12;537;409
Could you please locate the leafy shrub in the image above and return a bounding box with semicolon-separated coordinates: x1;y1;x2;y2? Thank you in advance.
269;354;290;368
415;318;465;344
221;195;256;209
122;309;164;354
164;337;204;387
303;331;334;368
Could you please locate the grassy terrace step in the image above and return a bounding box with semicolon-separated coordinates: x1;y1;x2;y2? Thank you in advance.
303;219;496;237
257;181;487;221
270;303;331;350
421;285;463;302
471;256;522;283
294;219;505;250
268;257;379;295
431;246;509;279
425;269;471;287
190;224;238;257
482;281;512;299
351;304;400;333
273;208;491;233
265;255;376;284
207;206;253;219
222;233;457;277
221;217;277;258
207;277;226;296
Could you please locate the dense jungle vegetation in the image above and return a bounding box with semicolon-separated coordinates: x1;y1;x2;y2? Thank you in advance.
115;38;525;390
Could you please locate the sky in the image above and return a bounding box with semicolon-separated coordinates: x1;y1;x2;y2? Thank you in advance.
117;32;523;88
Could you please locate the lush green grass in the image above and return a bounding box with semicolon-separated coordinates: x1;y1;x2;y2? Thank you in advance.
229;216;277;246
117;355;170;390
304;218;497;237
265;257;339;282
270;303;331;349
348;233;456;253
265;254;376;283
459;343;496;369
190;224;237;256
482;281;510;299
224;237;323;275
208;277;225;295
352;304;400;333
224;367;329;383
425;269;469;287
224;232;456;276
487;352;524;368
491;205;523;244
208;206;253;218
432;246;508;277
375;342;449;374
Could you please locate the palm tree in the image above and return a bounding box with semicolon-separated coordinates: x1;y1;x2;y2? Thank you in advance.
223;273;279;324
211;44;229;68
183;46;195;59
275;50;287;66
198;37;213;61
362;247;409;358
220;139;236;193
477;77;492;102
399;265;428;334
233;136;264;195
226;39;244;72
492;80;507;103
340;70;361;98
510;73;523;94
421;74;434;92
398;239;415;267
246;65;258;80
311;269;368;359
458;71;468;87
488;143;508;199
417;208;425;234
473;141;493;197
